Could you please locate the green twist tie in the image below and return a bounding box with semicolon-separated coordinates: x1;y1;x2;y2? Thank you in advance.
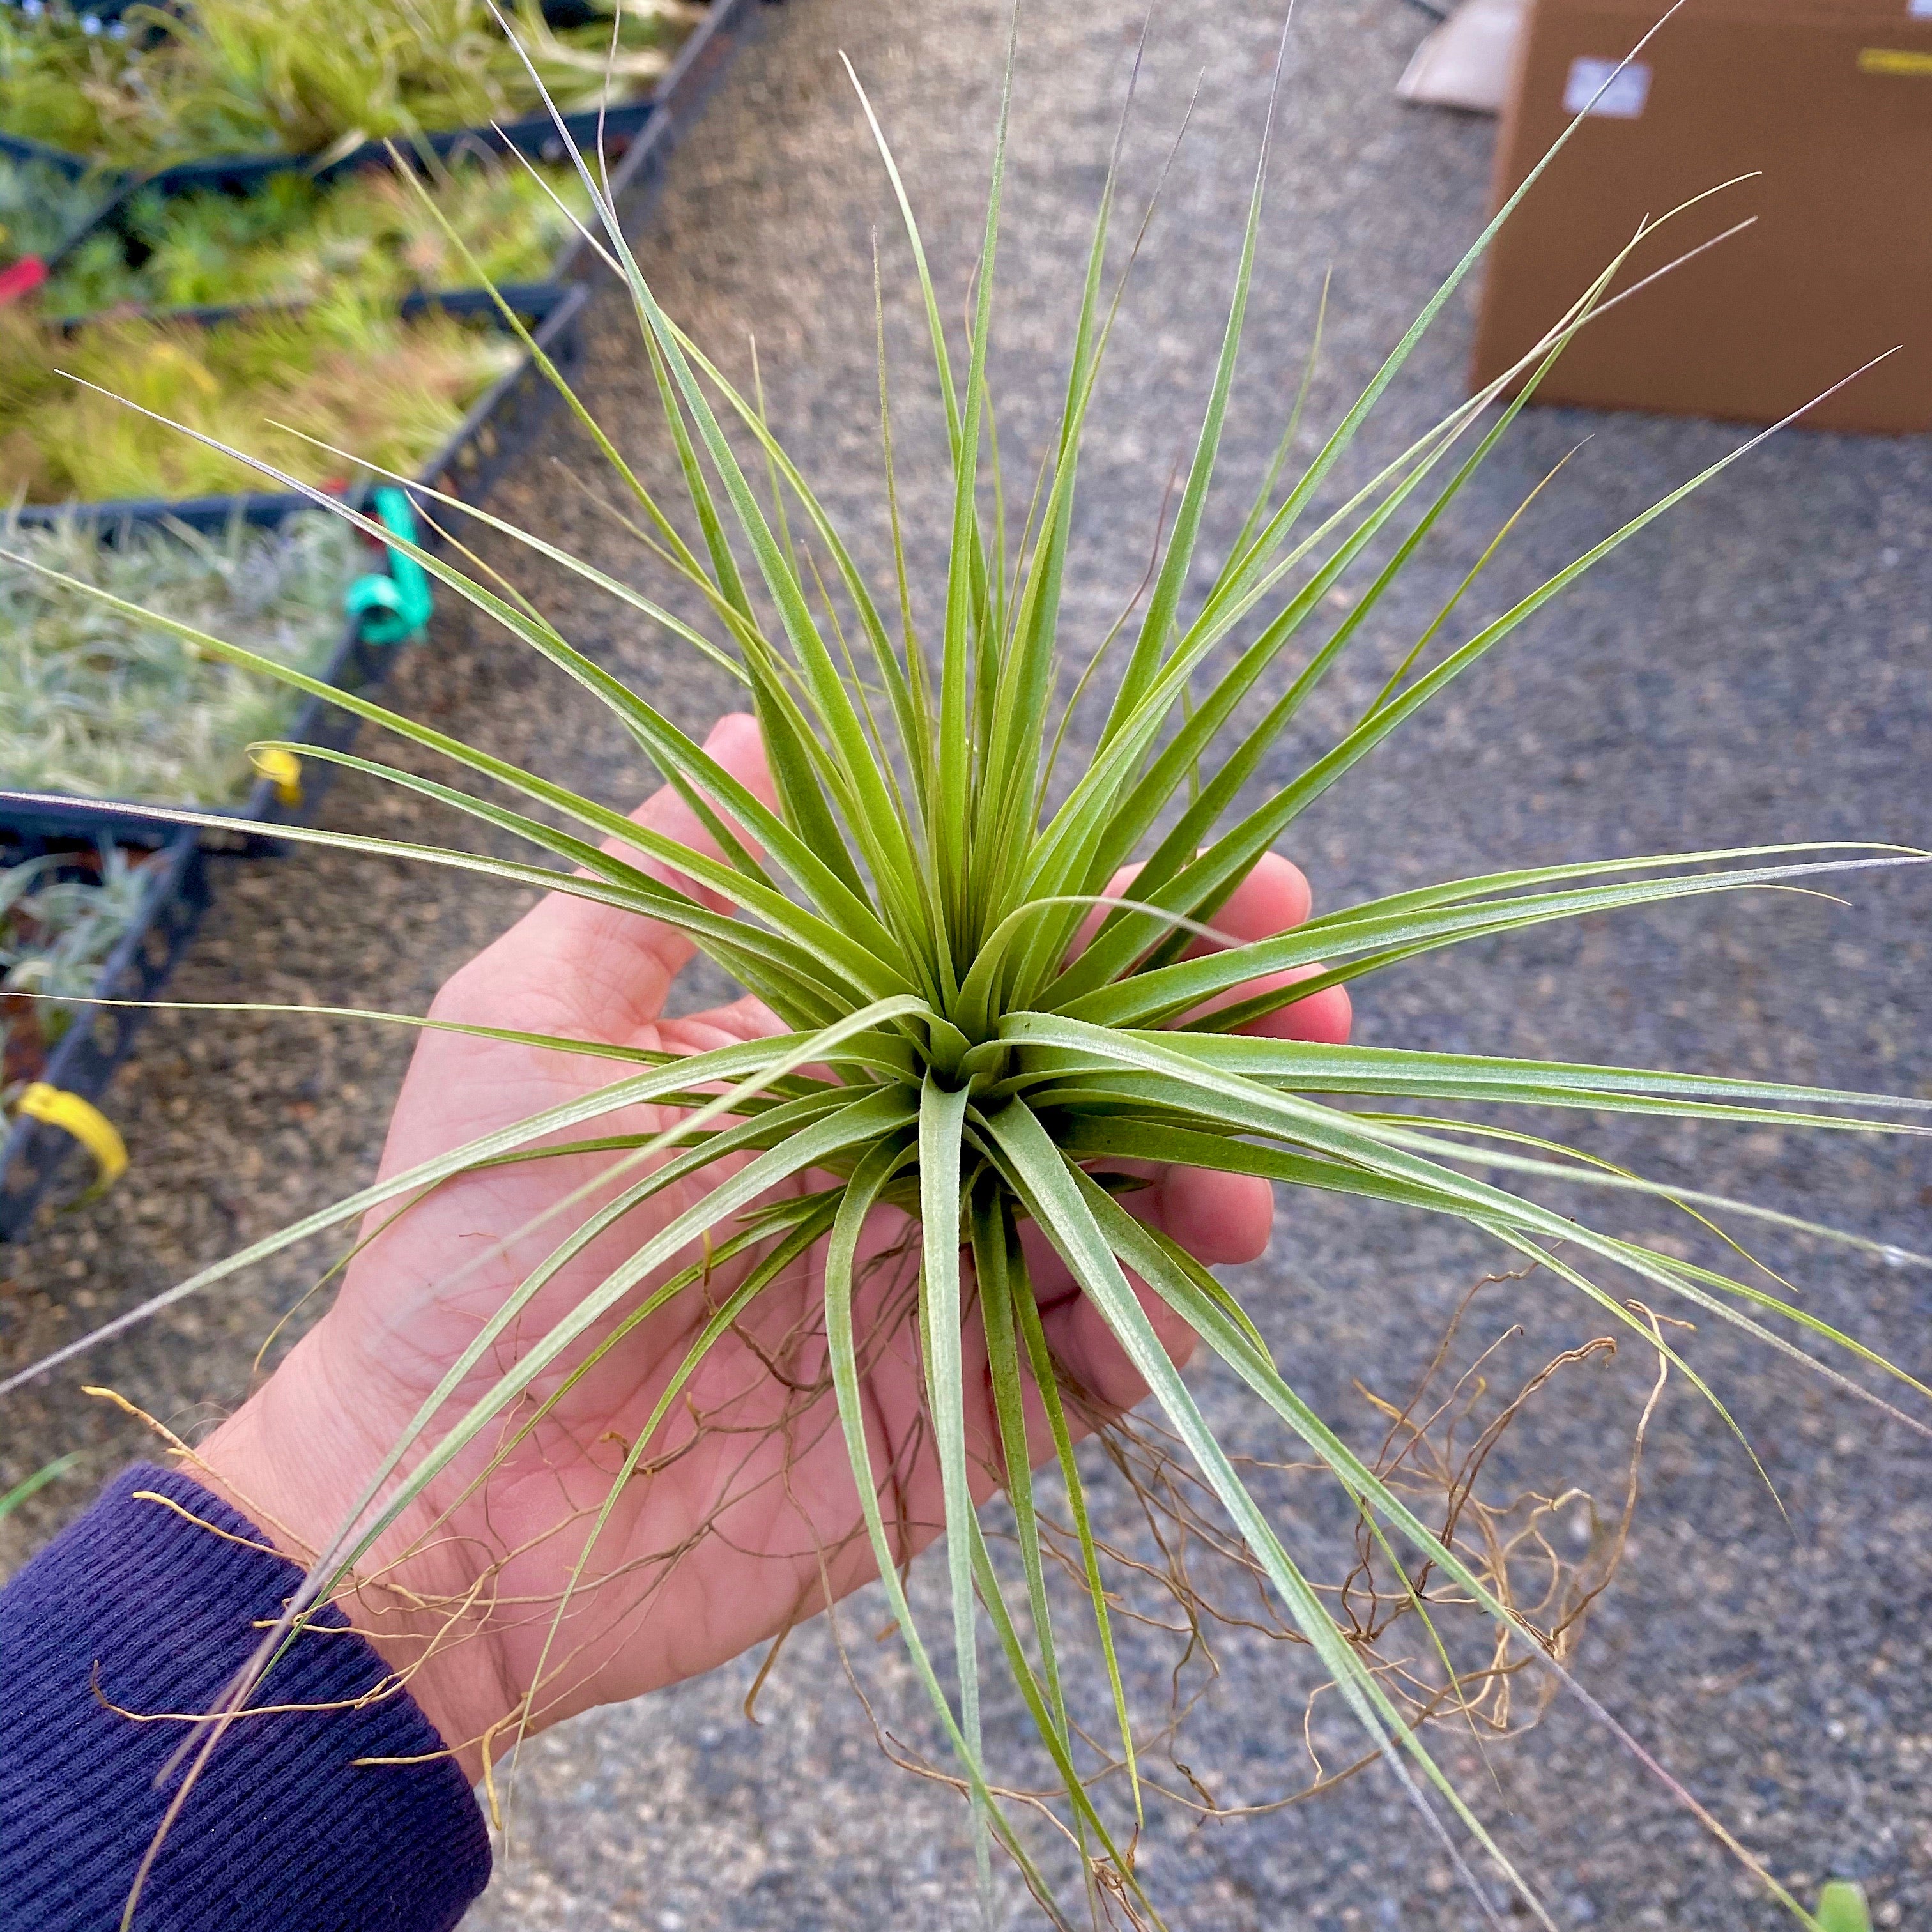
344;487;434;644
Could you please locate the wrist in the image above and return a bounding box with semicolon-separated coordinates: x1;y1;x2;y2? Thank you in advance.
197;1331;515;1784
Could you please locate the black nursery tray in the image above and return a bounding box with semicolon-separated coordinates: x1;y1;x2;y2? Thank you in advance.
0;512;418;852
0;273;589;1239
0;827;208;1241
0;0;768;1235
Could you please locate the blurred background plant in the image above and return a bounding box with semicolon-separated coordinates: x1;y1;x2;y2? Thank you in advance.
0;841;151;1000
0;2;148;164
0;0;705;166
0;294;520;500
0;150;109;266
0;509;358;802
1;841;155;1082
43;150;592;312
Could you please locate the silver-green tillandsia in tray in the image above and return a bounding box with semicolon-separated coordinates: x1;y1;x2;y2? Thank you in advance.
0;512;356;806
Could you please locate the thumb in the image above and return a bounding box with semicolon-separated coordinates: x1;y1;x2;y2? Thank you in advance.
438;712;774;1036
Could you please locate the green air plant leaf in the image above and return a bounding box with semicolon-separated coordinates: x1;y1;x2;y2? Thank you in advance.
1814;1880;1874;1932
9;10;1928;1928
0;1452;80;1521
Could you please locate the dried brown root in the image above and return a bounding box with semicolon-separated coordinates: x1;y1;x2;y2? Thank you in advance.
91;1241;1669;1922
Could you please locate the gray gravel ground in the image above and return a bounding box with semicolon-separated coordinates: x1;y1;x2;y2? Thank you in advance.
4;0;1931;1926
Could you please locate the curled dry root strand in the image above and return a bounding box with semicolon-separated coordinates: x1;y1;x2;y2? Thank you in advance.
812;1261;1676;1927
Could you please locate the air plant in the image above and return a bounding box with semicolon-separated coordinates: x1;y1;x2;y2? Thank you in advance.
0;0;703;167
0;839;152;1002
0;150;108;265
43;152;592;314
0;295;520;501
0;509;357;804
1;840;154;1082
6;13;1929;1931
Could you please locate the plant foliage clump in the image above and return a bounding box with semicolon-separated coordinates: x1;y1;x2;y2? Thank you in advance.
0;151;107;265
0;509;357;804
0;3;143;164
0;296;519;502
12;19;1929;1932
1;840;154;1084
0;0;703;167
44;153;592;314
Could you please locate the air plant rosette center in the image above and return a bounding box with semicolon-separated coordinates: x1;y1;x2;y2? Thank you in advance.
6;11;1928;1931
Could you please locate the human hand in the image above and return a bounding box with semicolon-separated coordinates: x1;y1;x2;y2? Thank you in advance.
200;714;1351;1782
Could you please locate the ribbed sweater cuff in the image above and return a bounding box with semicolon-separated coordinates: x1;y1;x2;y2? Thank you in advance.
0;1462;491;1932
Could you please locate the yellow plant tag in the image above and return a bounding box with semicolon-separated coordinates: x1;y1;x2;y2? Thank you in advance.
1859;45;1932;74
15;1083;129;1188
250;747;303;806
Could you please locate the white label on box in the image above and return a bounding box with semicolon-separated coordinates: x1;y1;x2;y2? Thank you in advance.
1563;55;1652;118
1910;0;1932;20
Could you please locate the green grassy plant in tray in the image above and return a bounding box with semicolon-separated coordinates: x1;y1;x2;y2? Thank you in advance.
0;4;141;165
44;153;594;314
7;16;1931;1932
0;0;704;169
0;509;358;807
0;295;520;502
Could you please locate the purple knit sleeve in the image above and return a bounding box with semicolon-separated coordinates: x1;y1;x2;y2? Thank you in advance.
0;1463;491;1932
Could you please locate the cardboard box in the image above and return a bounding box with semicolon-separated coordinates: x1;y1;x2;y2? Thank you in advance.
1471;0;1932;431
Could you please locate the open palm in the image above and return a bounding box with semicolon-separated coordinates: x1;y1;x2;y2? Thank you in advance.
204;714;1351;1779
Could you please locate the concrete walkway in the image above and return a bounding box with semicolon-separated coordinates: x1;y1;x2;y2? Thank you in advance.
3;0;1928;1926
